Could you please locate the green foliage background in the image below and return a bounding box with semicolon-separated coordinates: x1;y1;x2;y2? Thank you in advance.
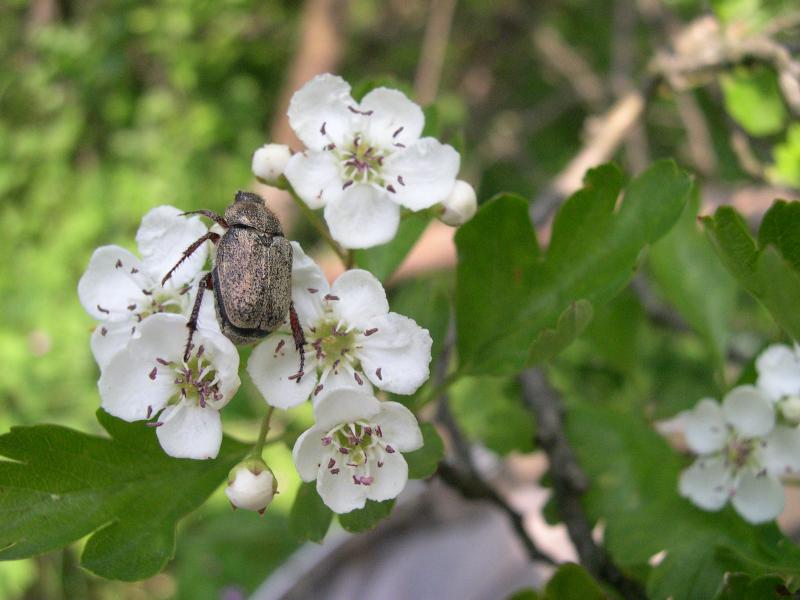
0;0;798;598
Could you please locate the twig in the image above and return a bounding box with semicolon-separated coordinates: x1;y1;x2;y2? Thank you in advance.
414;0;457;106
520;369;647;600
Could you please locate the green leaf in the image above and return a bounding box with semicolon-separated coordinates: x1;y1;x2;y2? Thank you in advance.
529;300;594;364
405;422;444;479
353;213;431;282
758;200;800;271
456;160;691;375
288;482;333;543
721;67;787;136
338;499;395;533
449;376;535;455
649;189;737;365
544;563;605;600
770;123;800;187
0;410;248;581
702;202;800;340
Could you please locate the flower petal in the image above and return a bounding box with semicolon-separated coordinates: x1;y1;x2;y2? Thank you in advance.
761;425;800;476
247;334;318;409
288;73;356;150
360;87;424;148
90;321;135;370
284;150;343;209
329;269;389;328
756;344;800;400
290;241;329;326
136;205;209;286
383;138;460;210
293;427;328;481
316;467;368;514
358;313;432;395
78;246;147;321
722;385;775;439
375;401;423;452
731;471;784;524
323;184;400;249
156;402;223;460
367;452;409;502
195;327;241;408
313;387;380;431
683;398;727;455
314;367;373;405
97;314;188;422
678;456;731;511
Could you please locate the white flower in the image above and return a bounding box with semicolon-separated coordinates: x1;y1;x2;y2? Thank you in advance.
252;143;293;184
225;459;277;513
292;387;423;513
284;73;461;249
678;386;800;523
247;243;432;409
98;313;240;460
756;344;800;422
438;180;477;226
78;206;214;369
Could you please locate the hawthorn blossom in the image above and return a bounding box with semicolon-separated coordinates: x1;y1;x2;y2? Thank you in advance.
226;458;278;513
678;386;800;523
78;206;213;369
98;313;240;460
438;180;477;227
252;143;292;185
247;243;432;409
756;343;800;422
293;386;423;513
284;73;460;249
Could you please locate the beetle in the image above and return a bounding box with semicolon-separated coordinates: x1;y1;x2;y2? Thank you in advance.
162;190;305;378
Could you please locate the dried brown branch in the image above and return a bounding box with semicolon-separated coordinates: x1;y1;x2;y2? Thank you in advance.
414;0;458;106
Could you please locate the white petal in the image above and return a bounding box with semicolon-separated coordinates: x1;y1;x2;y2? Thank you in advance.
252;143;292;183
226;468;275;511
136;205;209;286
316;467;368;514
374;401;423;452
292;427;328;481
284;150;343;209
323;184;400;249
90;321;135;370
313;387;381;431
194;327;241;408
288;73;356;150
756;344;800;400
761;425;800;476
156;402;223;460
314;367;374;405
367;452;409;502
290;241;329;326
683;399;727;455
359;313;432;395
247;334;318;409
731;471;784;524
723;385;775;439
359;87;424;148
329;269;389;328
439;180;478;227
78;246;148;321
383;138;460;210
97;314;188;421
678;456;731;511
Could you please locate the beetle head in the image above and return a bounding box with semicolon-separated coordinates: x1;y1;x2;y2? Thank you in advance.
225;191;284;235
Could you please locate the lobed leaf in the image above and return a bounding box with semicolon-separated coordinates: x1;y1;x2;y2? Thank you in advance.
338;499;395;533
288;482;333;543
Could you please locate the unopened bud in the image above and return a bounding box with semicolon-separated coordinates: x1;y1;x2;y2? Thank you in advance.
252;144;292;184
438;180;477;226
782;396;800;424
225;458;278;514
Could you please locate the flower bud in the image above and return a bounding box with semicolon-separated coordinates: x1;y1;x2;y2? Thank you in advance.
225;458;278;514
252;143;292;184
438;180;477;226
782;396;800;424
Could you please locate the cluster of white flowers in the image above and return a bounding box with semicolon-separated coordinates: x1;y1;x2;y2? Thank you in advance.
80;74;472;515
679;345;800;523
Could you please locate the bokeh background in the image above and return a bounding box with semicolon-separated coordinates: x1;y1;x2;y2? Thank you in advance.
1;0;799;598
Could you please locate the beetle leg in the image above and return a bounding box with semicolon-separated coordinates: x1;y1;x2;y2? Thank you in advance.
180;209;229;229
161;231;221;286
183;272;214;362
288;301;307;382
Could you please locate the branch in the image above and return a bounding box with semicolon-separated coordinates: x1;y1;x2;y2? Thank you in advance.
520;369;647;600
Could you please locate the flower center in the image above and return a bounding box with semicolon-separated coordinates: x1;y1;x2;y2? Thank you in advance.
337;135;388;188
725;437;756;470
321;420;394;485
149;344;223;411
308;317;361;372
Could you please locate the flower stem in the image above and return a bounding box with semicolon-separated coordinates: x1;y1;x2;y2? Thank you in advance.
285;185;349;265
252;406;275;457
